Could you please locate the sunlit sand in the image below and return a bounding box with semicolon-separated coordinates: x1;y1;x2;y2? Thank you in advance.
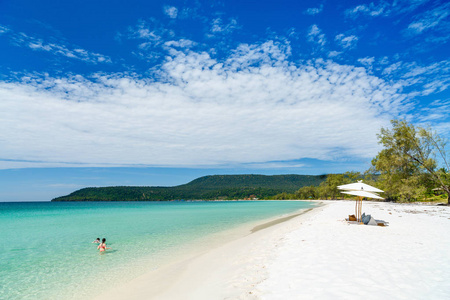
97;200;450;299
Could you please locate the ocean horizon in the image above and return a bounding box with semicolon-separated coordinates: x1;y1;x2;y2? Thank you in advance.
0;200;315;299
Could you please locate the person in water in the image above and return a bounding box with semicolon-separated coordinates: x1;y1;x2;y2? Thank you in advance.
97;238;110;253
92;238;101;244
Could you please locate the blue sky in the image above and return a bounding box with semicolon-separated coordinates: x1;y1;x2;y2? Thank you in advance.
0;0;449;201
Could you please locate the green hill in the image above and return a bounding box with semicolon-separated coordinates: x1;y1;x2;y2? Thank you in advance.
51;174;326;201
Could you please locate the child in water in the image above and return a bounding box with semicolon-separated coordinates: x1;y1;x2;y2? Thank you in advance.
97;238;110;254
92;237;101;244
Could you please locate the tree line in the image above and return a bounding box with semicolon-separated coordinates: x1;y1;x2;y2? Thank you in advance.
273;120;450;205
52;174;327;201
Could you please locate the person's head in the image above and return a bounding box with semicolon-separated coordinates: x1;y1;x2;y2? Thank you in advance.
102;238;106;243
96;238;100;241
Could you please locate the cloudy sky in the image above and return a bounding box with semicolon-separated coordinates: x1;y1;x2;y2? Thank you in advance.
1;0;449;201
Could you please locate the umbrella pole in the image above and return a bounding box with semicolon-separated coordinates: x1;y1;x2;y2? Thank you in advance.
357;197;360;222
359;197;363;224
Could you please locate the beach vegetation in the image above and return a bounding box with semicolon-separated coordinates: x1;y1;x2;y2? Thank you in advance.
371;120;450;204
273;172;366;200
294;185;317;199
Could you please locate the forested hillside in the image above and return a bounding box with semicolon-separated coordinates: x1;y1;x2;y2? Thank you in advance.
52;174;326;201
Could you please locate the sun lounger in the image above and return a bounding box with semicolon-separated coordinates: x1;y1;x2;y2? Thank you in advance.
361;213;389;226
347;213;389;226
366;216;378;226
375;219;389;226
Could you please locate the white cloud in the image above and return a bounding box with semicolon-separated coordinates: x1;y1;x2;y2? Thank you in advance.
380;59;450;97
378;56;390;65
307;24;326;46
335;34;358;49
406;2;450;35
328;51;342;58
305;5;323;16
345;3;389;18
125;19;177;60
345;0;431;18
358;57;375;68
0;41;409;169
0;24;10;34
244;161;306;169
208;17;240;36
382;61;402;75
394;0;434;15
415;99;450;136
128;19;175;42
403;61;450;95
4;28;111;64
164;39;197;49
163;6;178;19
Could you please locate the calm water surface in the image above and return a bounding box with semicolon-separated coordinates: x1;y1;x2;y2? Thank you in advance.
0;200;315;299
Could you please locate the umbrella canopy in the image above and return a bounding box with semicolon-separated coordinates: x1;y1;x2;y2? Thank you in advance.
337;180;384;193
341;190;384;200
338;180;384;223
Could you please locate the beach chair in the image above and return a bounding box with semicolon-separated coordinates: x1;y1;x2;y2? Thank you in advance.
375;219;389;226
361;212;389;226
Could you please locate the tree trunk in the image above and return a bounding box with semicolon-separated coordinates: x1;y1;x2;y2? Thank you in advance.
440;185;450;206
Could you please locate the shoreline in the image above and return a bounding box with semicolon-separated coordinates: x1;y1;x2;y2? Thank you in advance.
250;207;314;233
95;201;323;300
96;200;450;299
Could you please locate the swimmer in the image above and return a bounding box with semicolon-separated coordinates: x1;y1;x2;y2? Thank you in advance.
97;238;110;254
92;237;101;244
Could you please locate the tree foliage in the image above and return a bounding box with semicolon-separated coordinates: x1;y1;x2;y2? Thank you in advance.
371;120;450;204
274;172;367;200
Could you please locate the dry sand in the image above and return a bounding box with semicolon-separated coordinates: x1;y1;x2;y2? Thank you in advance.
96;201;450;300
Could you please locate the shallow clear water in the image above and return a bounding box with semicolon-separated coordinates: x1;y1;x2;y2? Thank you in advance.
0;201;314;299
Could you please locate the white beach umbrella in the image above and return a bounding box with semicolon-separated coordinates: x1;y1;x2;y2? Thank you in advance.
341;190;384;200
338;181;384;223
337;181;384;193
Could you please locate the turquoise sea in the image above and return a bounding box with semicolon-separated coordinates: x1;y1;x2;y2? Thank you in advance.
0;200;314;299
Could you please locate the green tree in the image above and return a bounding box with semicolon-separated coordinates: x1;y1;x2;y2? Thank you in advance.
323;174;344;199
317;172;364;199
295;185;317;199
273;192;292;200
343;171;362;183
397;175;428;202
372;120;450;204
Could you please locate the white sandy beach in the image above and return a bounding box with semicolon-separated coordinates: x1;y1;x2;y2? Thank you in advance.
97;201;450;300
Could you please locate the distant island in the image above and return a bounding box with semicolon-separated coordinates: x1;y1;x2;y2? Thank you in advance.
52;174;327;201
